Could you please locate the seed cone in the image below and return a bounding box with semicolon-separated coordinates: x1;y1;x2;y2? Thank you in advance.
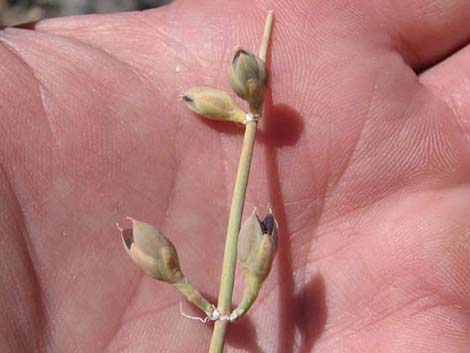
228;47;268;113
119;218;217;316
120;218;184;284
232;209;279;319
238;210;278;278
182;87;245;123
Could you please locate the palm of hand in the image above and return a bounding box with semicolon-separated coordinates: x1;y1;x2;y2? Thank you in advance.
1;1;469;352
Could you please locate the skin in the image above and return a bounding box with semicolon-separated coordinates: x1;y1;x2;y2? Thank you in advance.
1;0;470;352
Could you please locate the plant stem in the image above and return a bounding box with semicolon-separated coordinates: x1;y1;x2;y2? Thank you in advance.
174;277;216;317
258;11;273;63
208;11;273;353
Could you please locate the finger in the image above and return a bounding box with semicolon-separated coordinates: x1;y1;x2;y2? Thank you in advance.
375;0;470;70
420;43;470;142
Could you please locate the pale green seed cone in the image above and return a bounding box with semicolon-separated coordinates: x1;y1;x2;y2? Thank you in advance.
233;210;279;319
182;87;245;123
120;218;183;284
228;47;268;113
238;209;263;264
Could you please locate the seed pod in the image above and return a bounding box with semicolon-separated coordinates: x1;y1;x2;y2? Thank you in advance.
232;209;279;320
238;210;278;277
182;87;246;123
119;218;217;317
120;218;184;284
228;47;268;113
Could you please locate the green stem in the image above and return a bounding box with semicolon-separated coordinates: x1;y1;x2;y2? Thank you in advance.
208;121;257;352
230;272;262;320
208;11;273;353
174;277;216;317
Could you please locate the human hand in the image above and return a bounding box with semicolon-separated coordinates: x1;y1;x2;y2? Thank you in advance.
0;0;469;352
